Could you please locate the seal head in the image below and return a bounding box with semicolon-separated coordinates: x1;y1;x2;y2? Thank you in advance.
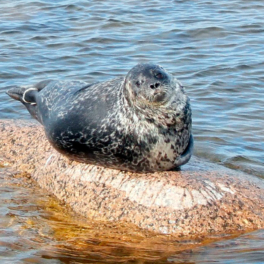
124;63;174;106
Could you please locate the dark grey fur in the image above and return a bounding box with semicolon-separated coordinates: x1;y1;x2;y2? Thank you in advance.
7;63;193;172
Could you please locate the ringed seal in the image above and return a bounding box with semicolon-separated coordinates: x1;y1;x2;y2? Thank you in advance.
7;63;193;172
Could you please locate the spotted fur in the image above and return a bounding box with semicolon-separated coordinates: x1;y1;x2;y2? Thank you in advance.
7;63;193;172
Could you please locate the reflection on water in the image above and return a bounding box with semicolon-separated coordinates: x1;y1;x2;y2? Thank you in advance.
0;168;211;263
1;168;264;263
169;230;264;264
0;0;263;178
0;0;264;263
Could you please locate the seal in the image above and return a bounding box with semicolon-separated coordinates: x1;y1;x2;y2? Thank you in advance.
7;63;193;172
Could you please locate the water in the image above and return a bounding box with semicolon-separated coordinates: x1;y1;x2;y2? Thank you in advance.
0;0;263;263
1;168;264;264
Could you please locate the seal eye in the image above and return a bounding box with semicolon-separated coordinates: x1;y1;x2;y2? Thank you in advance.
135;80;144;87
155;72;164;79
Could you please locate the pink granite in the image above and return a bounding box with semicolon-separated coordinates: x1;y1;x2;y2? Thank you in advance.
0;119;264;237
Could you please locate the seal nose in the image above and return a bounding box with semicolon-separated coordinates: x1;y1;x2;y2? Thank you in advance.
150;82;160;89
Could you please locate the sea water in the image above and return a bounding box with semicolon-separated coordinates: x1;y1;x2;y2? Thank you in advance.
0;1;263;263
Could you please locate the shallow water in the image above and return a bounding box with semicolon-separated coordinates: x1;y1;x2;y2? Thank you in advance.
1;168;264;264
0;0;264;263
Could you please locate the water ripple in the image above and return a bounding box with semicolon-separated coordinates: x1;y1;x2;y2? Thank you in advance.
0;0;264;263
0;0;263;184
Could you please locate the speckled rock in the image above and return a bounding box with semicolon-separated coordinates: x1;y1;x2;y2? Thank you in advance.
0;119;264;237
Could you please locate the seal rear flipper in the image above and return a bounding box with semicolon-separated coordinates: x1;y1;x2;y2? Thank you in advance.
6;80;53;123
6;86;40;122
6;80;53;104
7;86;38;105
6;87;24;101
34;79;54;90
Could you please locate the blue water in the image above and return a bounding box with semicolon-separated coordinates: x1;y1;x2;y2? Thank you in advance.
1;0;263;178
0;0;264;263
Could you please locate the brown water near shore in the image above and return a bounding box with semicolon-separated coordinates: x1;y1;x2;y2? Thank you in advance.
1;167;257;264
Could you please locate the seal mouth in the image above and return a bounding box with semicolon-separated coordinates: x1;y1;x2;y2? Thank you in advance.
152;90;167;103
174;134;193;168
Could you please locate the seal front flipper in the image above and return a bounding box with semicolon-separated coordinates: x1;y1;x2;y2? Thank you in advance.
6;79;53;123
174;135;194;168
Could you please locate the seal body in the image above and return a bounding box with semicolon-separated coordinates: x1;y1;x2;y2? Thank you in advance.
7;63;193;172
